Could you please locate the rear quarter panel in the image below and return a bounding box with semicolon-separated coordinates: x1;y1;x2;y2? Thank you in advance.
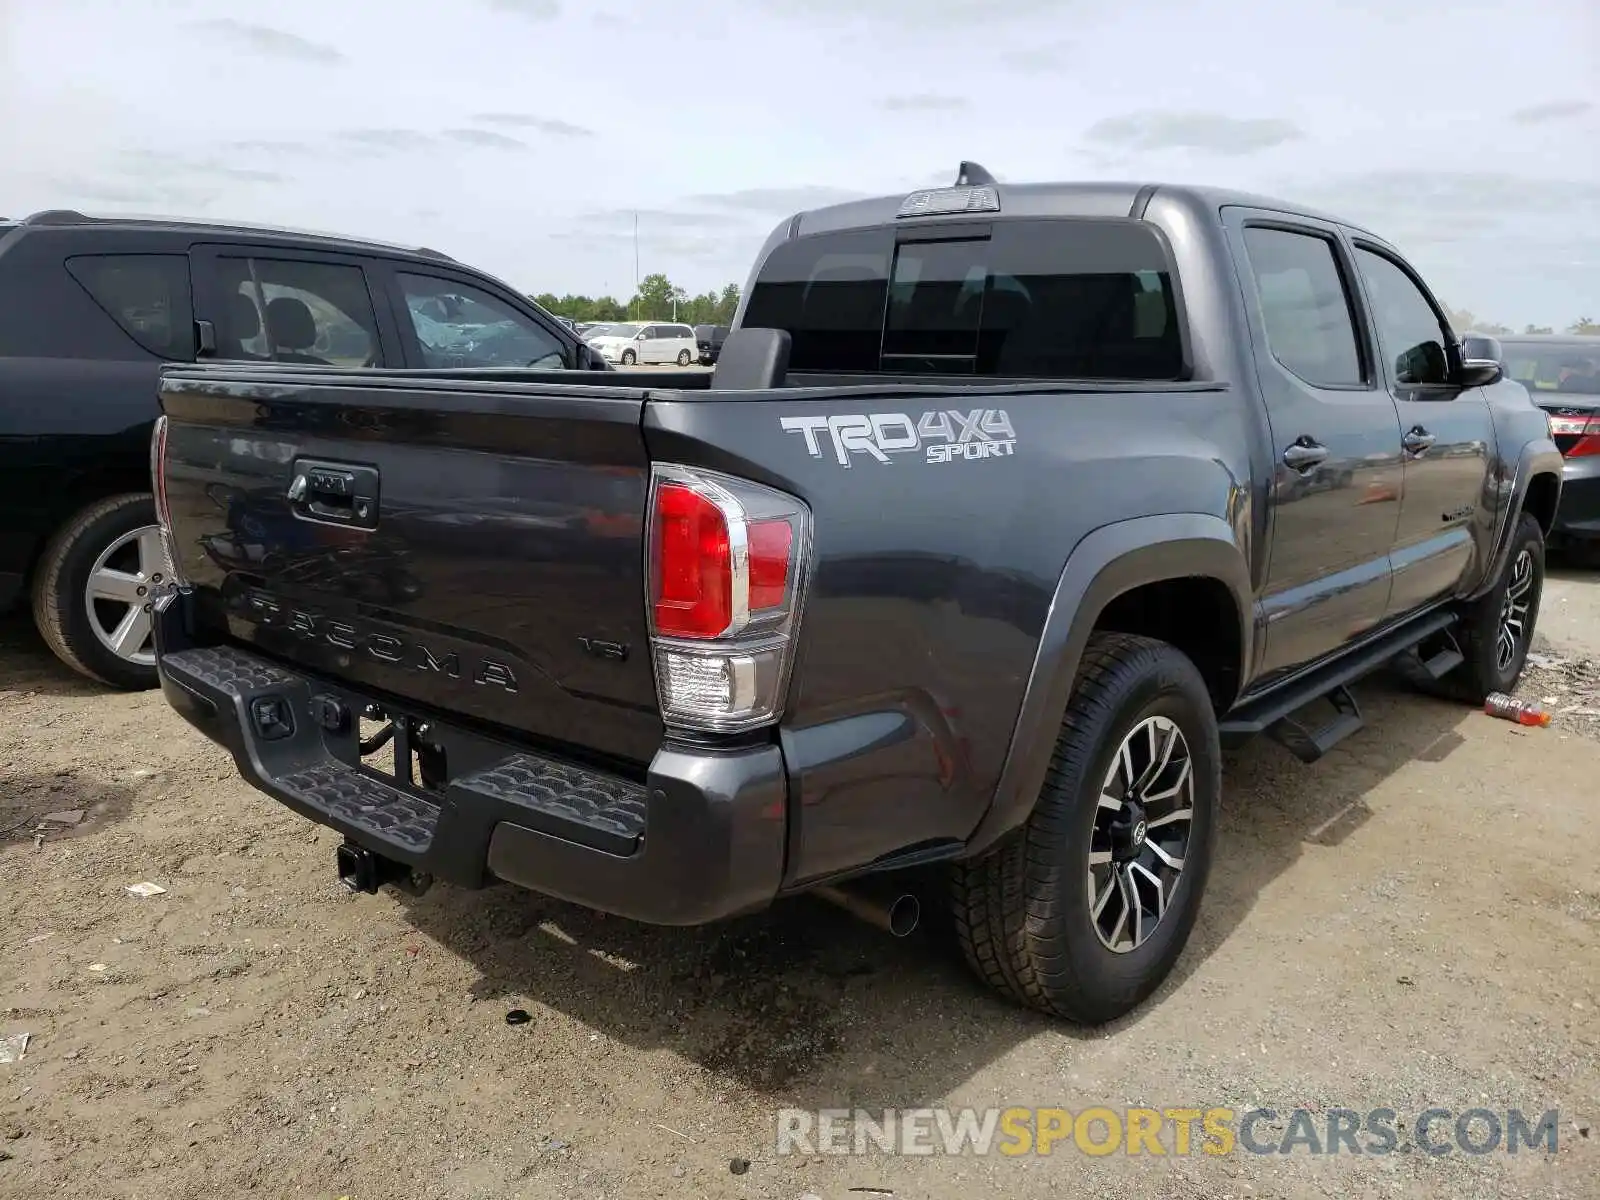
644;382;1254;885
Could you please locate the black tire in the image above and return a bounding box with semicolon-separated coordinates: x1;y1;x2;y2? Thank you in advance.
30;493;163;690
951;633;1220;1023
1436;512;1545;703
621;349;636;366
676;349;692;366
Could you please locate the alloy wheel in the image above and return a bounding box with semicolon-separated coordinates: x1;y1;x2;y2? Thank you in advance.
1088;715;1195;954
1496;548;1536;672
83;524;167;666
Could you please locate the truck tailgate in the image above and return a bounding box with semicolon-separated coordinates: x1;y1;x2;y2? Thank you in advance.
157;370;661;767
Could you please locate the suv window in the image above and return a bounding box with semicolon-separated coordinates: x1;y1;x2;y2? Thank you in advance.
740;219;1183;378
1353;247;1451;387
398;274;567;369
1241;228;1364;388
208;257;380;366
65;254;192;359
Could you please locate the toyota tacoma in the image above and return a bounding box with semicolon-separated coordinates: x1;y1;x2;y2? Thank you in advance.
149;165;1562;1022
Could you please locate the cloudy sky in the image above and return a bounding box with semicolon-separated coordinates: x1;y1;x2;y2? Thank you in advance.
2;0;1596;325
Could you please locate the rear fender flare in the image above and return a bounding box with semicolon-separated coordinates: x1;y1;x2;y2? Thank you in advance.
965;513;1253;857
1467;437;1563;601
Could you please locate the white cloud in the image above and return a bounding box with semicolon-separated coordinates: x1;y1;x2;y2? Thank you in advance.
2;0;1594;324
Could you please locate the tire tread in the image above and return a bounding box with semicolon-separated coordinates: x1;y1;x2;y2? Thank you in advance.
29;492;158;688
952;632;1197;1022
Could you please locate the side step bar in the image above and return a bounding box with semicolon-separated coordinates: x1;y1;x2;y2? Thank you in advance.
1220;608;1460;762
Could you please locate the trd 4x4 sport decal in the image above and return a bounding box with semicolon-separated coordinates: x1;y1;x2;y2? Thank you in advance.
779;409;1016;467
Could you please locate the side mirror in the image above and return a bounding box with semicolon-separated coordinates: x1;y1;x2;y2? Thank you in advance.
1459;334;1504;387
636;331;648;340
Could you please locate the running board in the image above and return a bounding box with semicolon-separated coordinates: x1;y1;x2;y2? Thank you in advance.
1220;608;1459;752
1266;685;1363;764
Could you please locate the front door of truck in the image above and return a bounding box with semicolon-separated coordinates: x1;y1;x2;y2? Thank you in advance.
1225;211;1405;679
1346;241;1497;617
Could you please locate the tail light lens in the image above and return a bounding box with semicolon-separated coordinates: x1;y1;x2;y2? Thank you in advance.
647;464;812;732
1547;412;1600;457
149;415;186;588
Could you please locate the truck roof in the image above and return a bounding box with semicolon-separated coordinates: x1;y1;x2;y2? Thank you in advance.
9;208;456;262
788;175;1382;243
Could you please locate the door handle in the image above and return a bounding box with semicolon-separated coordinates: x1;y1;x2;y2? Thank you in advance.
1403;426;1436;455
1282;438;1328;472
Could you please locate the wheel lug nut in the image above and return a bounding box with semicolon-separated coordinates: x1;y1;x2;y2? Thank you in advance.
137;586;148;596
143;603;153;613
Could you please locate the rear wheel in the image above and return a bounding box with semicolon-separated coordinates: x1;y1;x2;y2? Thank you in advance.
621;349;636;366
676;349;692;366
30;493;165;690
951;633;1220;1023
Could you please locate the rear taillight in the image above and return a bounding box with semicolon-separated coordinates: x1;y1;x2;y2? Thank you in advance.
149;415;185;587
151;415;171;527
1547;413;1600;457
647;464;812;732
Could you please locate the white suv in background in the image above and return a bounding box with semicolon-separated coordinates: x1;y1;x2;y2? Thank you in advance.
584;321;699;366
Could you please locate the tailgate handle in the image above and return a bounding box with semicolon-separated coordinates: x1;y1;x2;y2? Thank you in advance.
288;459;380;531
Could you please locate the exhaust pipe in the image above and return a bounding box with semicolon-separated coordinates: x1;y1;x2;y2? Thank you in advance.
336;841;430;896
814;881;920;938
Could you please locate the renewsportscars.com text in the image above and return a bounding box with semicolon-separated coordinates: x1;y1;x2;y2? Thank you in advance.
775;1106;1561;1158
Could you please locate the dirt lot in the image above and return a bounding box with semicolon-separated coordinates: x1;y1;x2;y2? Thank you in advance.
3;570;1599;1200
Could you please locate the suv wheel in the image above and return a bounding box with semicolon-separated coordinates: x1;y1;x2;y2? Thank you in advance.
31;493;165;690
621;349;637;366
1435;511;1545;703
676;349;692;366
951;632;1220;1023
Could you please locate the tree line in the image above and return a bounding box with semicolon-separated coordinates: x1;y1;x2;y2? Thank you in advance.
1446;310;1600;337
529;281;1599;340
531;273;742;326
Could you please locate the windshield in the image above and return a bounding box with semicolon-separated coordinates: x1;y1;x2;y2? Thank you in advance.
589;323;643;338
1505;342;1600;396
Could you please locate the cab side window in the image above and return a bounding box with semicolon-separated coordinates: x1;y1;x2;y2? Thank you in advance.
1354;248;1451;387
1241;227;1364;389
399;274;567;369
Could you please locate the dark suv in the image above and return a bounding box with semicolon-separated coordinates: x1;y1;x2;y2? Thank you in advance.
0;210;602;689
693;323;730;365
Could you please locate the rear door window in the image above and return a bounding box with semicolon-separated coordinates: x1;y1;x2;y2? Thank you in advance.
1240;227;1365;388
741;219;1184;379
203;256;382;366
65;254;193;359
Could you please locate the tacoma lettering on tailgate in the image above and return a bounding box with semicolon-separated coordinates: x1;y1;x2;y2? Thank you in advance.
239;589;520;693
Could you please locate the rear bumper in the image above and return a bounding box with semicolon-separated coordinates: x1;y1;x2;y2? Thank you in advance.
1553;456;1600;540
153;599;787;925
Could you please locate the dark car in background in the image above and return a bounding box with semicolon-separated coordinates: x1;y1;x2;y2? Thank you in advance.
0;209;605;688
1500;334;1600;559
693;323;730;365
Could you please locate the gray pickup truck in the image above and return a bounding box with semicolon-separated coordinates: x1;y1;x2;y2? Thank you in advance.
149;164;1561;1023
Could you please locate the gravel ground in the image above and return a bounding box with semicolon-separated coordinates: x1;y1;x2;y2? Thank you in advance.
2;567;1598;1199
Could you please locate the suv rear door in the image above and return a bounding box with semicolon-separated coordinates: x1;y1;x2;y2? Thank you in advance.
375;263;573;370
190;245;400;367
